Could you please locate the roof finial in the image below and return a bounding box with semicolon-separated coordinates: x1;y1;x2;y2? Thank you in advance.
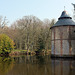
64;6;65;11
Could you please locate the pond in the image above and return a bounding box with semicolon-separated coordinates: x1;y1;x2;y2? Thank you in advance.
0;55;75;75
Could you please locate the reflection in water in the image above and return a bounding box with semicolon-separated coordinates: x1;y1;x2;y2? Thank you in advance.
0;55;75;75
10;55;51;75
0;57;14;75
51;59;75;75
36;55;45;65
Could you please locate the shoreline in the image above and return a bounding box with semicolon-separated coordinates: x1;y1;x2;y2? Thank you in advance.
9;50;51;56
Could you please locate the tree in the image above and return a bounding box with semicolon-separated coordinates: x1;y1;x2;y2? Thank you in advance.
37;37;45;52
0;34;14;55
42;19;55;50
9;15;55;52
0;16;8;28
11;15;43;51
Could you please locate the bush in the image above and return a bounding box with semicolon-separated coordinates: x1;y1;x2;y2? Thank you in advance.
0;34;14;55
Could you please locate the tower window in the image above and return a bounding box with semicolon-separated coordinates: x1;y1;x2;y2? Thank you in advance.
74;30;75;33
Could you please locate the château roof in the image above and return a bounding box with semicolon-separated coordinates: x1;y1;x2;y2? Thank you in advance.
51;10;75;28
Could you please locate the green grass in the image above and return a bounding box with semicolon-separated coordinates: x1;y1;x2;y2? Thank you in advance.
11;49;27;52
11;49;51;54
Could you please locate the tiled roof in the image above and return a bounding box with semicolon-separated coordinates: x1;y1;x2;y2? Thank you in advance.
51;11;75;28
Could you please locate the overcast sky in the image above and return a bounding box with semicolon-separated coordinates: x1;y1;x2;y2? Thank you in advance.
0;0;75;26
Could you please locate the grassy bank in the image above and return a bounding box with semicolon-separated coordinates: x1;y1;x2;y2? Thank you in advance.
9;49;51;56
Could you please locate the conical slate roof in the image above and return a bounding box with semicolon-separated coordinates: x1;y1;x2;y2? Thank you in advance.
51;11;75;28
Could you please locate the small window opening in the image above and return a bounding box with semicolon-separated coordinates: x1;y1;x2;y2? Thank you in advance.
74;30;75;33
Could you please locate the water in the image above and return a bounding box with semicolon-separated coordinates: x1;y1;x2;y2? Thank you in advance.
0;55;75;75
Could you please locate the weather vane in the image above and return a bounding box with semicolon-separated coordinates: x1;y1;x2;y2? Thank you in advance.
72;3;75;10
64;6;65;10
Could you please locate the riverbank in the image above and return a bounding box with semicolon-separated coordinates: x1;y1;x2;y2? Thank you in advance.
9;49;51;56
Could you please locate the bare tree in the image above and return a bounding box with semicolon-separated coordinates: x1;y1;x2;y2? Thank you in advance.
10;15;55;52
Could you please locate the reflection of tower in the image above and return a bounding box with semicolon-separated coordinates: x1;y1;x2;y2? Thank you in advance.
72;3;75;21
51;59;75;75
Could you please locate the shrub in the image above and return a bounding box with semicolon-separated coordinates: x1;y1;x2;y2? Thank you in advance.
0;34;14;55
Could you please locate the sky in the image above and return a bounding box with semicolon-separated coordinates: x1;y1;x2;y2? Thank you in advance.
0;0;75;26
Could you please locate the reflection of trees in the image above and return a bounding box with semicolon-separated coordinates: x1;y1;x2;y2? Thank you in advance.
12;55;51;65
7;55;51;75
0;55;75;75
0;57;14;75
36;55;45;65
